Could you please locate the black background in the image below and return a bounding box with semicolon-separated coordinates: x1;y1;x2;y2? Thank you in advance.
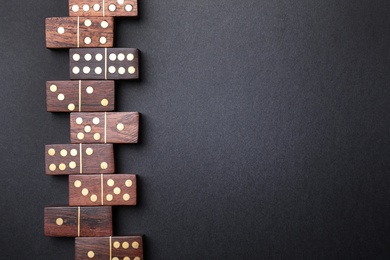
1;1;390;259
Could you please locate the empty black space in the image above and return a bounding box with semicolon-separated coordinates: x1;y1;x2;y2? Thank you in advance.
0;1;390;259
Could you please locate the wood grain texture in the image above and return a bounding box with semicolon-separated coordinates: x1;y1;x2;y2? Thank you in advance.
46;80;115;112
69;0;138;17
69;48;139;80
70;112;139;144
45;144;115;175
75;236;143;260
44;206;112;237
45;17;114;48
69;174;137;206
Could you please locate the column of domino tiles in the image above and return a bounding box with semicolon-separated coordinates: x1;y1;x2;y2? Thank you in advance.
44;1;144;259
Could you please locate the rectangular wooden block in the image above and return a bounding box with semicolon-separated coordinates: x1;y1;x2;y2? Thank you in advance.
46;80;115;112
45;144;115;175
46;17;114;48
69;174;137;206
75;236;143;260
44;206;112;237
70;112;139;144
70;48;139;80
69;0;138;17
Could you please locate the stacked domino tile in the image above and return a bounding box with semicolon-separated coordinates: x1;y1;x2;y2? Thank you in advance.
44;1;144;259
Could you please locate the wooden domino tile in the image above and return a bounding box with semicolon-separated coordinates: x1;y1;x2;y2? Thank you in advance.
45;17;114;48
46;80;115;112
44;206;112;237
75;236;143;260
70;112;139;144
69;174;137;206
69;48;139;80
45;144;115;175
69;0;138;17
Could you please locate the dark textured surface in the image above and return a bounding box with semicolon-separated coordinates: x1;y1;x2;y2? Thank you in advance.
1;0;390;259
